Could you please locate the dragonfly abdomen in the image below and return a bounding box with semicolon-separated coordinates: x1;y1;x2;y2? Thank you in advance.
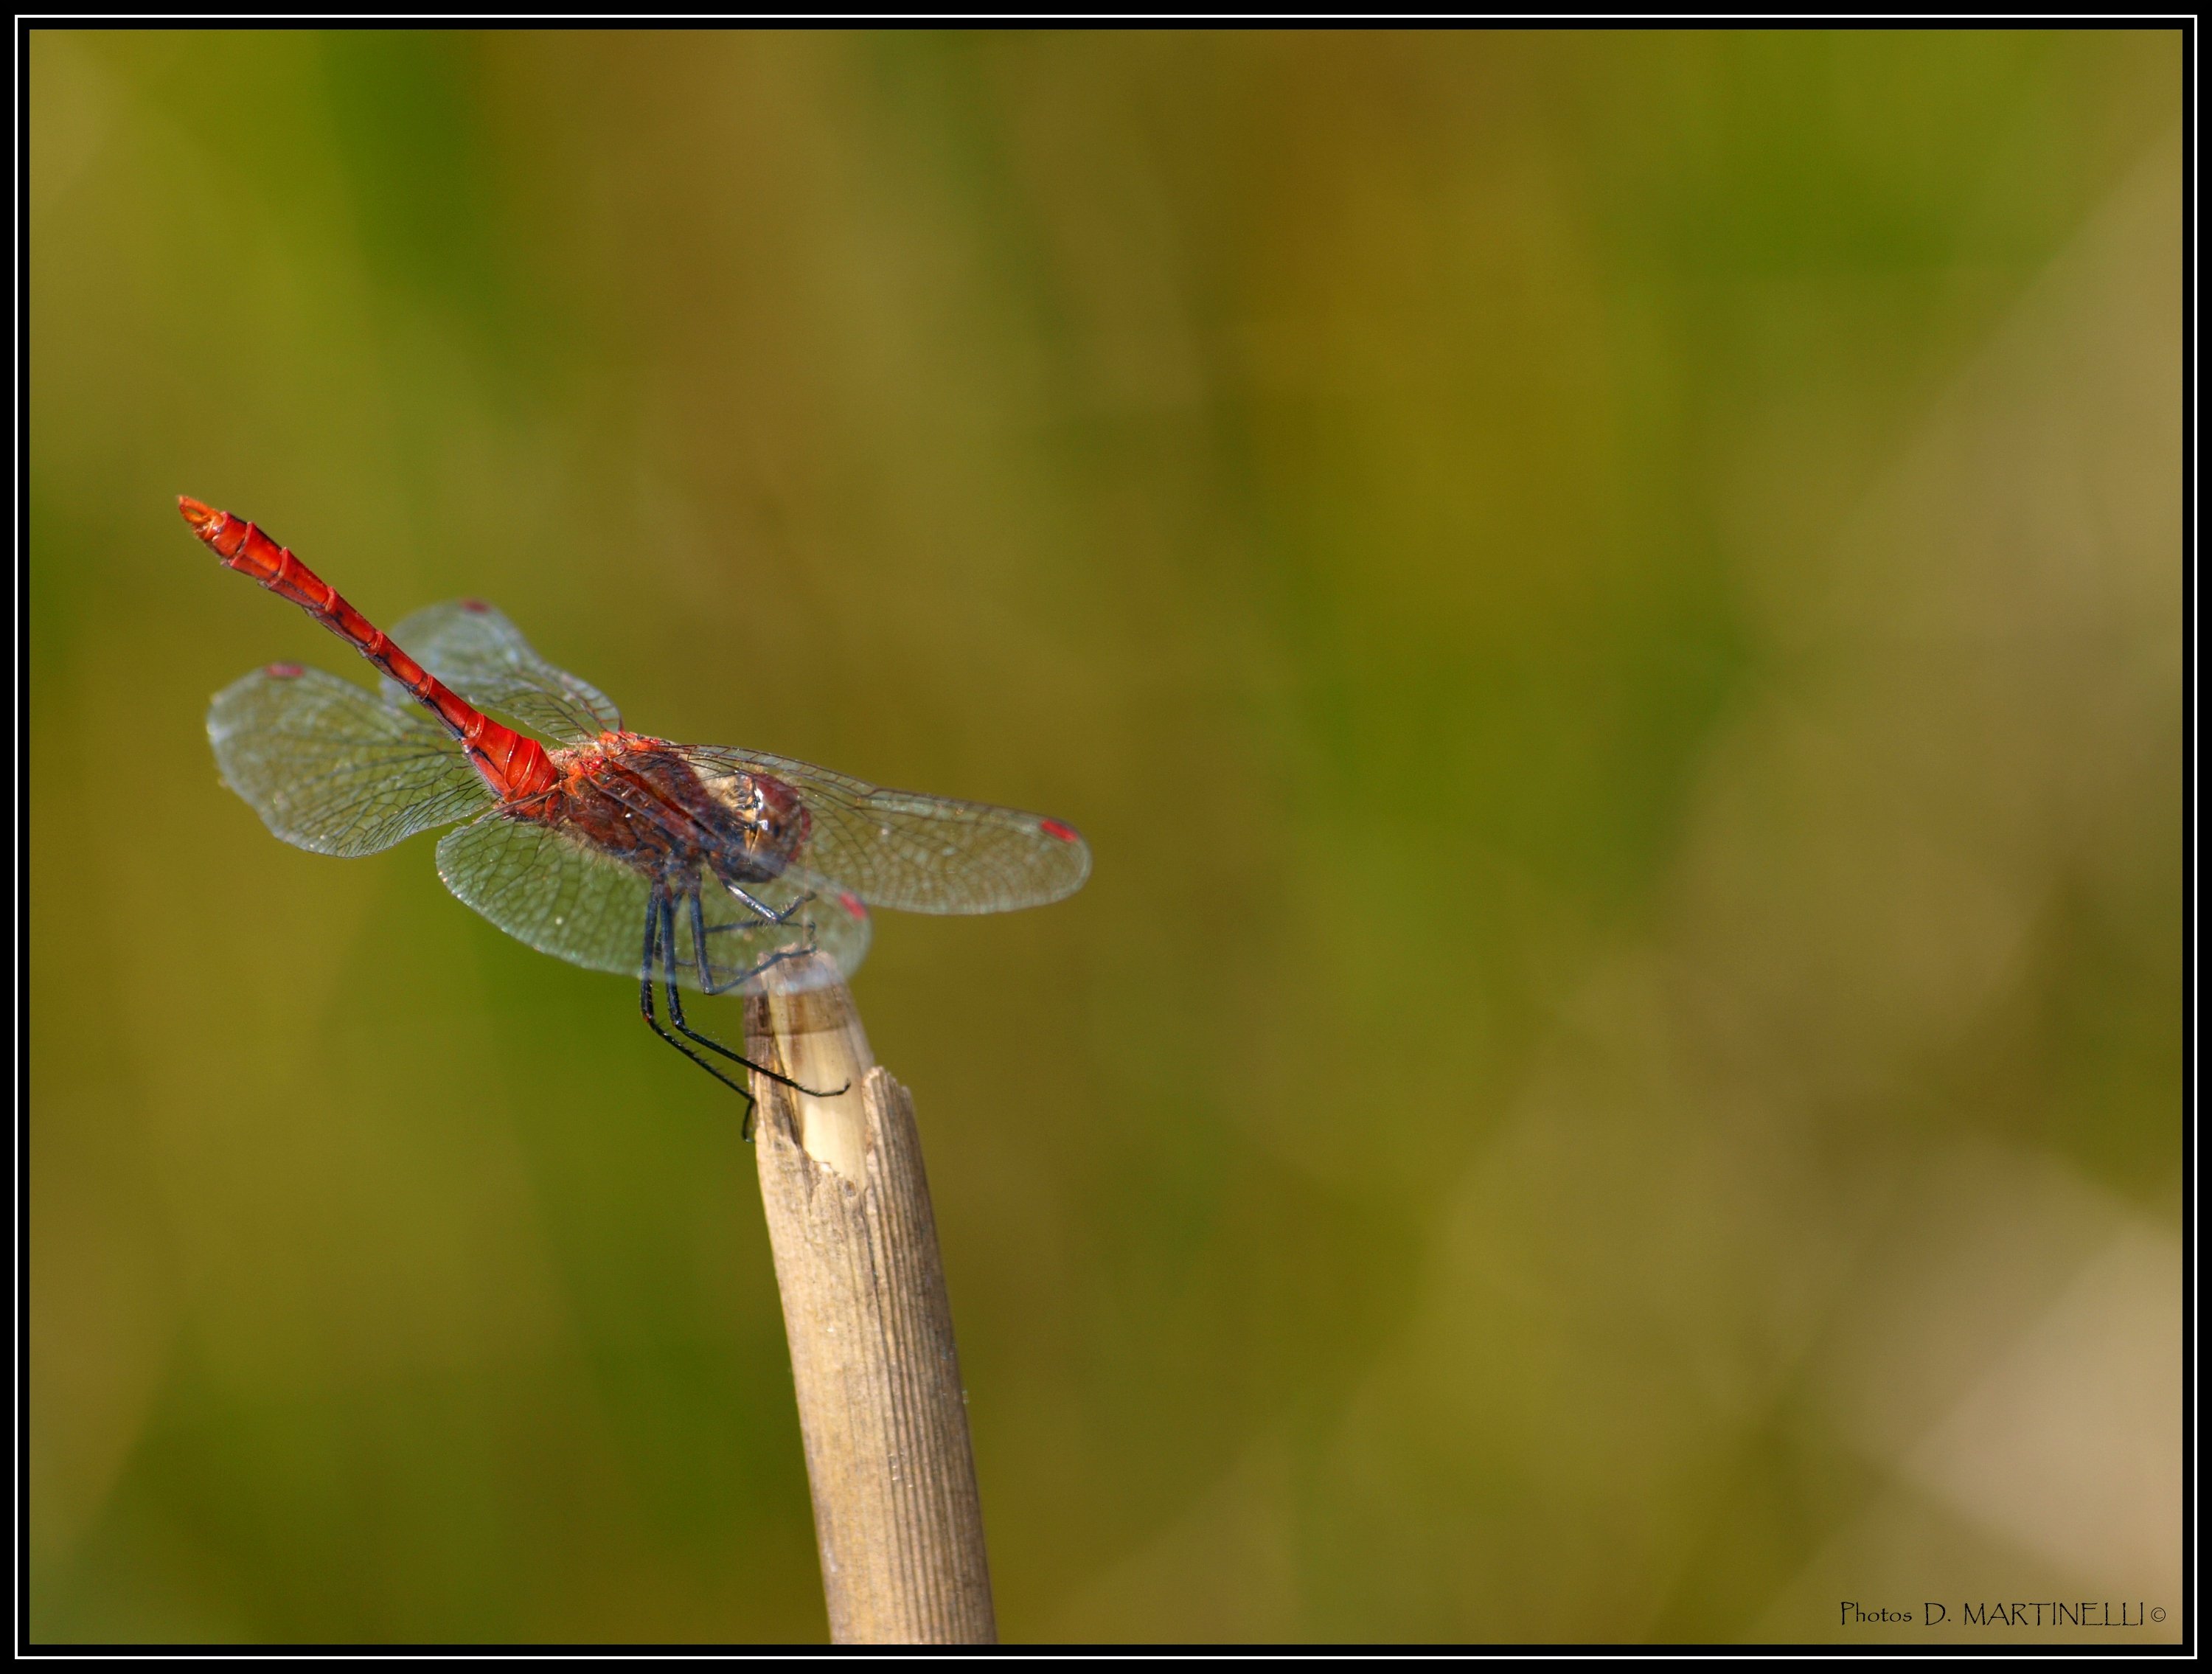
179;498;556;802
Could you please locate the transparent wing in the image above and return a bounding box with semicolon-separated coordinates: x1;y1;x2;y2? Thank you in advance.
675;745;1091;914
380;599;622;744
209;665;494;857
435;811;870;993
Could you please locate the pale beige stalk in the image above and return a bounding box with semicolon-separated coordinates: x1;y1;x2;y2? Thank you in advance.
744;954;996;1645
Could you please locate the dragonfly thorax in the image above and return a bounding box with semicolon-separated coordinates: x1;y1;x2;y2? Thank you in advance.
540;732;811;889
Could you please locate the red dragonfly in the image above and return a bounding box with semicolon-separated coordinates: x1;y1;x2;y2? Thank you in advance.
181;496;1090;1122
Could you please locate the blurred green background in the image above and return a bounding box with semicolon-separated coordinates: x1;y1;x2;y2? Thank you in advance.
30;29;2182;1645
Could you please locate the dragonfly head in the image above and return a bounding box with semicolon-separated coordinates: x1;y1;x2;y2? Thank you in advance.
698;765;811;881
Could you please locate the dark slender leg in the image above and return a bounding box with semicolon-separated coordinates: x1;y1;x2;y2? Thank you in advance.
720;878;810;925
657;895;849;1138
638;886;763;1130
691;887;817;996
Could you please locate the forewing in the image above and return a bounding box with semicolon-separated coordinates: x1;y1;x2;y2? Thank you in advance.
209;666;493;857
436;812;869;992
381;600;621;743
677;746;1091;914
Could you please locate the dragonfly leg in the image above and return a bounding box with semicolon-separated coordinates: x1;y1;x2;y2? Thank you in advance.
657;893;849;1133
699;942;812;997
638;885;762;1131
720;878;811;925
691;888;818;997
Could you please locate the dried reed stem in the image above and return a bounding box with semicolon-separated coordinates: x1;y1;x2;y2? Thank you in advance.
744;954;996;1645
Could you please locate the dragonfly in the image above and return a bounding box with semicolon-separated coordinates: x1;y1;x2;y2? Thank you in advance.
180;496;1090;1127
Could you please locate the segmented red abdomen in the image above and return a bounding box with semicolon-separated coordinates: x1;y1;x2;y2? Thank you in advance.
179;498;556;801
